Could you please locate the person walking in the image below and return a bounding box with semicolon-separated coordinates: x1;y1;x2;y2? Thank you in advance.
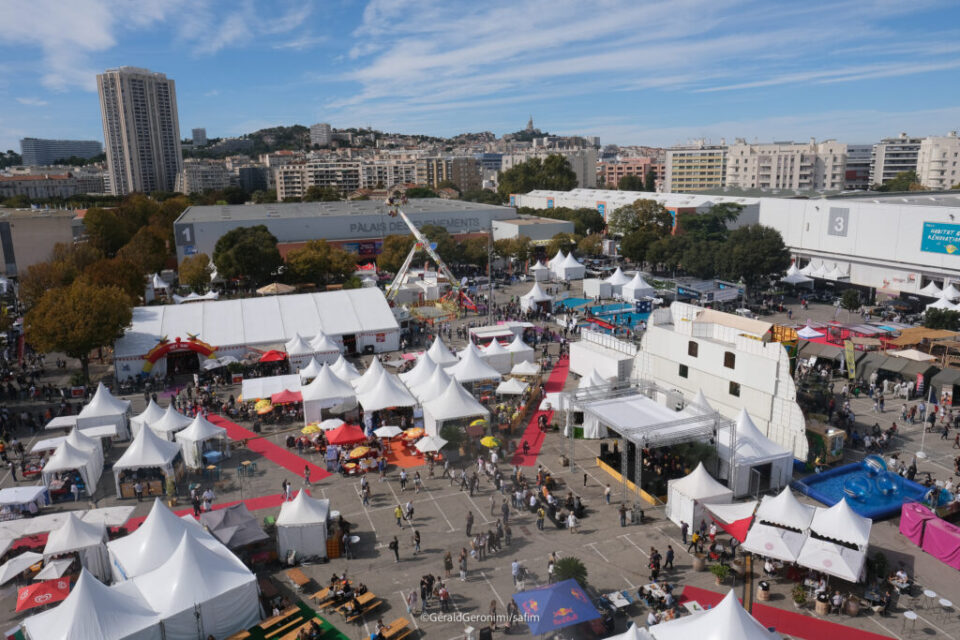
399;469;408;491
405;588;418;615
665;545;675;570
511;559;522;587
687;531;699;554
134;481;143;502
70;482;80;502
413;529;421;554
501;499;510;526
680;521;689;545
414;471;423;493
443;551;454;578
304;465;311;487
604;484;611;504
465;511;474;537
192;491;202;517
619;503;628;527
459;549;468;581
395;505;403;527
405;500;415;522
536;506;545;530
389;536;400;563
342;532;353;559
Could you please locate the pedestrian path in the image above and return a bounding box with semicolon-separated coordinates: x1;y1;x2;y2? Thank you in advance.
511;355;570;466
207;414;332;482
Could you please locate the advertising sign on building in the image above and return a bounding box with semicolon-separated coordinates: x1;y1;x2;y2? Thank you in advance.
921;222;960;255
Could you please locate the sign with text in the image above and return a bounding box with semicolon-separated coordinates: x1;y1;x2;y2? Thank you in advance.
921;222;960;255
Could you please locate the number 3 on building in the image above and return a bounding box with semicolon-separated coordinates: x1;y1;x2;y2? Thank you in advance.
826;208;849;237
832;216;844;234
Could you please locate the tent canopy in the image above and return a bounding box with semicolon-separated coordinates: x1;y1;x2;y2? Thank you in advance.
43;513;106;558
511;579;600;635
199;503;269;549
114;423;181;472
78;383;130;419
622;272;655;299
175;414;228;469
413;366;453;403
298;357;323;381
357;372;417;412
284;333;314;356
301;363;355;403
605;266;632;287
148;405;193;440
276;490;330;526
309;332;341;354
578;369;608;390
130;399;165;434
742;522;807;563
424;379;490;422
325;423;366;446
330;354;361;381
720;409;792;465
511;360;540;376
426;336;458;365
399;353;438;388
521;282;552;304
41;441;101;496
796;536;866;582
755;487;815;531
796;325;823;339
353;356;386;394
506;334;535;355
496;378;529;395
482;339;509;355
670;462;732;501
446;347;502;383
809;497;872;547
650;589;781;640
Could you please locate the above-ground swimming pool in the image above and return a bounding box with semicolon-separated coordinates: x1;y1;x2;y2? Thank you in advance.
554;297;591;310
795;456;950;519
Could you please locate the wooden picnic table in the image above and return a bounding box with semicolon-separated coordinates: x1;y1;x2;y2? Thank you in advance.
335;592;375;616
285;567;311;591
381;617;412;640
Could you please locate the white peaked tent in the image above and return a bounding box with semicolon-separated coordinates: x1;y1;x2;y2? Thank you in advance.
505;334;536;363
67;428;104;470
809;497;871;547
799;260;819;276
43;513;109;581
717;409;793;497
665;462;734;528
692;389;713;411
414;365;453;403
302;363;357;423
148;405;193;441
650;589;782;640
423;378;491;437
298;356;323;382
129;533;259;639
608;624;654;640
926;297;959;311
175;414;229;470
556;252;586;281
797;325;823;339
77;382;130;439
112;425;182;498
511;360;540;376
22;568;162;640
41;441;101;499
310;332;342;364
796;536;866;582
578;369;609;390
400;353;438;387
130;399;165;437
481;338;513;374
825;264;849;280
520;282;553;312
941;283;960;300
284;334;315;371
605;267;632;295
276;490;330;559
547;249;566;273
496;378;529;395
446;346;502;383
621;273;655;301
919;281;942;297
742;521;807;563
781;263;814;286
426;336;458;366
810;261;829;278
330;354;361;382
353;356;386;394
458;341;485;360
357;373;417;412
754;487;815;530
530;260;551;282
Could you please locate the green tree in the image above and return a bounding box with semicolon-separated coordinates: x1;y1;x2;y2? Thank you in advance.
459;237;490;269
840;289;861;315
620;229;660;265
377;235;416;273
84;207;132;256
179;253;213;292
497;155;577;199
493;237;531;264
341;276;363;289
607;199;673;237
547;232;579;258
302;185;343;202
117;226;169;275
220;186;249;204
286;240;357;285
405;187;438;198
25;280;133;382
875;170;924;192
715;225;790;293
81;258;145;300
212;225;283;284
924;308;960;330
517;206;605;236
461;189;504;205
644;168;657;192
19;260;77;309
553;556;588;585
682;240;720;279
577;233;602;256
1;195;30;208
678;203;742;241
617;174;645;191
420;224;458;264
252;189;277;204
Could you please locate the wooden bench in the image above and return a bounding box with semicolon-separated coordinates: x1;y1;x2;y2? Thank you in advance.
346;598;382;624
335;592;376;617
381;617;412;640
225;632;251;640
279;618;329;640
286;568;312;591
265;618;306;640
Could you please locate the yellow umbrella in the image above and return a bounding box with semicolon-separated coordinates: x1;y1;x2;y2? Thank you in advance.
237;395;243;403
349;446;371;459
254;398;271;411
302;424;321;434
256;403;274;415
403;427;424;439
470;418;488;427
480;436;500;448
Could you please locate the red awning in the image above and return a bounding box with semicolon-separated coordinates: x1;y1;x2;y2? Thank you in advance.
325;424;367;446
259;350;288;363
710;514;754;543
17;578;71;612
271;390;303;405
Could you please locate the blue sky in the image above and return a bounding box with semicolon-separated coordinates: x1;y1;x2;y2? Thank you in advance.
1;0;959;152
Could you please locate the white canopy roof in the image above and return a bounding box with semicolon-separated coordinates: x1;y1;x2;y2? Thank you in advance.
302;363;355;403
521;282;552;303
67;428;102;464
781;263;814;285
353;356;386;394
22;568;161;640
414;365;453;402
799;260;820;276
506;334;535;354
148;405;193;438
742;522;807;562
415;435;448;453
446;347;502;383
114;423;181;471
809;261;829;278
650;589;781;640
889;348;937;362
151;273;169;290
0;551;43;585
78;382;130;419
284;333;314;356
941;283;960;300
511;360;540;376
605;267;632;286
578;369;608;390
44;415;78;431
330;354;361;381
796;536;866;582
692;389;713;411
310;332;342;354
824;265;849;280
755;487;815;531
175;413;227;445
669;462;733;501
530;260;550;273
797;325;822;339
426;336;458;365
44;512;107;558
560;252;582;268
424;378;490;422
496;378;529;395
927;296;959;310
622;272;655;297
399;353;438;387
240;374;301;401
357;373;417;412
482;339;509;356
0;486;49;507
719;409;792;465
172;290;220;304
608;624;654;640
298;356;323;380
705;500;757;524
547;249;566;269
919;281;942;296
130;399;165;433
809;497;871;547
42;441;101;493
458;341;485;360
276;490;330;526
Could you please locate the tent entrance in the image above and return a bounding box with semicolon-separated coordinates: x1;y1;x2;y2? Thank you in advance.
749;463;773;498
341;334;357;354
167;350;200;376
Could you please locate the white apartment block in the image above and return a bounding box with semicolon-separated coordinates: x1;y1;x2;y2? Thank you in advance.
361;161;417;189
635;301;807;459
175;160;235;194
869;133;922;185
916;132;960;190
274;162;362;200
97;67;182;195
725;139;846;191
310;123;332;147
663;142;727;193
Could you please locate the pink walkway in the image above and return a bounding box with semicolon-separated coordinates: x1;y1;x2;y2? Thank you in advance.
511;355;570;466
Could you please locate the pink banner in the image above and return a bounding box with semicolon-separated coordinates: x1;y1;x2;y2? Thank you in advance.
921;518;960;570
899;502;936;546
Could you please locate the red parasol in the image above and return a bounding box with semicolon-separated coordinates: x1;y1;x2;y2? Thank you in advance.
325;423;367;446
270;389;303;405
17;578;71;612
259;350;288;363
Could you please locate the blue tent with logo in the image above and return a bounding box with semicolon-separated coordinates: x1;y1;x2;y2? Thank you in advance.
511;578;600;635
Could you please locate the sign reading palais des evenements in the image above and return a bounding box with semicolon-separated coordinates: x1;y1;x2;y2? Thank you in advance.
921;222;960;255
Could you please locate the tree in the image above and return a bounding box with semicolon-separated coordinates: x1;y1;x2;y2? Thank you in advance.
715;224;790;293
517;206;605;236
493;237;531;264
924;308;960;331
617;174;645;191
644;168;657;193
577;233;602;256
81;258;144;300
459;237;489;269
546;233;579;258
84;207;132;256
497;155;577;199
25;280;133;382
461;189;504;205
220;186;249;205
553;556;588;585
377;235;416;273
840;289;861;315
607;199;673;238
19;260;77;308
420;225;457;264
251;189;277;204
405;187;438;198
678;203;742;241
302;185;343;202
620;229;660;265
286;240;357;286
682;240;720;279
875;170;924;192
179;253;213;292
212;225;282;283
117;226;169;275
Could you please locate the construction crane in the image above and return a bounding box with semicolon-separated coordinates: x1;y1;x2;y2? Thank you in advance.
383;197;477;311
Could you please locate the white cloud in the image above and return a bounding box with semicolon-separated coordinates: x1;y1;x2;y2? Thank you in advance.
15;97;48;106
274;34;328;51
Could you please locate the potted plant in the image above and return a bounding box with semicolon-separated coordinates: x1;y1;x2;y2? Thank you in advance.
792;584;807;609
709;564;730;585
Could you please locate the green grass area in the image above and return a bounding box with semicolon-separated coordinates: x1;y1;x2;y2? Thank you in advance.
240;600;351;640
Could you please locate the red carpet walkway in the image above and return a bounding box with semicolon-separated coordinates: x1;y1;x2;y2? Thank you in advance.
679;586;892;640
511;355;570;466
207;414;332;482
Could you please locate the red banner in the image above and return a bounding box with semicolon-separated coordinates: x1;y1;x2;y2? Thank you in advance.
16;578;70;611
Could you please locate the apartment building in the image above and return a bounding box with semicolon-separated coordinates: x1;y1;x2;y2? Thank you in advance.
19;138;102;166
0;173;104;200
175;159;235;194
361;160;417;189
844;144;873;191
191;128;207;147
416;157;482;192
663;142;727;193
725;139;846;191
310;123;332;147
916;132;960;190
274;162;362;200
869;133;922;186
598;157;664;189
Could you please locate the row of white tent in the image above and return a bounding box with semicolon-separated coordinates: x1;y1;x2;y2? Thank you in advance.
585;267;656;301
282;331;343;370
798;260;849;281
919;279;960;300
544;249;587;281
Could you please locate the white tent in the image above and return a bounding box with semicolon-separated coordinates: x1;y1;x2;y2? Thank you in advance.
511;360;540;376
41;441;101;499
781;264;814;286
352;356;386;394
297;356;323;382
578;369;609;390
810;261;829;278
130;399;165;437
754;487;815;531
606;623;654;640
665;462;734;528
926;296;959;311
276;490;330;559
148;405;193;441
556;252;586;281
112;425;182;498
941;283;960;300
426;336;458;366
799;260;819;276
310;332;342;364
742;522;807;563
796;536;866;582
692;389;713;411
77;382;130;439
825;264;849;280
399;353;438;387
43;513;109;581
302;363;357;423
240;374;301;401
496;378;529;395
547;249;566;273
919;281;942;297
129;533;260;639
357;372;417;412
446;346;502;383
0;551;43;586
796;325;822;339
650;589;781;640
175;414;229;470
423;378;491;437
621;273;655;301
520;282;553;312
809;497;871;548
717;409;793;497
604;267;632;294
480;338;513;374
413;365;453;403
530;261;551;282
284;334;315;371
505;334;535;363
329;354;361;382
22;568;162;640
66;428;104;471
415;435;448;453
